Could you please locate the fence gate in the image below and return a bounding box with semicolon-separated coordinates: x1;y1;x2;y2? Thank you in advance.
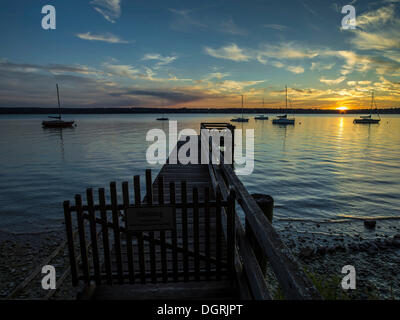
64;169;236;287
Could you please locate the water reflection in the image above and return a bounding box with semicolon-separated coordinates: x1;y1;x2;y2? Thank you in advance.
42;127;75;161
0;114;399;234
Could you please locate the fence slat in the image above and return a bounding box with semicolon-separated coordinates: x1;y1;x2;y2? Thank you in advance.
86;188;101;285
158;177;168;283
99;188;112;285
110;182;124;284
193;187;200;280
227;188;236;282
181;181;189;282
204;186;211;280
64;201;78;286
123;181;135;284
215;190;222;280
170;182;179;282
134;175;146;284
146;169;157;283
75;194;90;284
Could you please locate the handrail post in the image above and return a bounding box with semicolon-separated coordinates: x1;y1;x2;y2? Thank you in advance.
245;194;274;275
227;188;236;283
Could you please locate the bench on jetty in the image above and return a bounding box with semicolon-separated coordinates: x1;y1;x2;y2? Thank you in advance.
63;123;321;300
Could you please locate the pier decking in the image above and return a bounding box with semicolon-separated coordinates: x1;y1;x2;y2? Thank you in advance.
63;123;321;300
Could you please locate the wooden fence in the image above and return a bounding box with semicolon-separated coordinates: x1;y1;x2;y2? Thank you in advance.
64;171;237;286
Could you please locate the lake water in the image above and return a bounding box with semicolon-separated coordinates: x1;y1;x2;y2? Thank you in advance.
1;114;400;235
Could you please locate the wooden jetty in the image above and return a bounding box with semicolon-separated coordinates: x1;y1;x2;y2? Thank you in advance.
62;123;321;300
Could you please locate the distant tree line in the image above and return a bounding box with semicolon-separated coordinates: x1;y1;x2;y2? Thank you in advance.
0;107;399;114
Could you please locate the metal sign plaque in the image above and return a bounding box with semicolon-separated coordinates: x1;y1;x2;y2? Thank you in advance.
126;205;175;232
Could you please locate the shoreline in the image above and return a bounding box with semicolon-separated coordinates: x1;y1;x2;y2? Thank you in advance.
1;218;399;300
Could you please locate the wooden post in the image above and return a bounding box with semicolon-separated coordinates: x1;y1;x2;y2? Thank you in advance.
181;181;189;282
193;187;200;280
204;186;211;280
227;188;236;282
245;194;274;275
98;188;112;285
86;188;101;285
146;169;157;284
63;201;78;286
110;182;124;284
251;194;274;223
122;181;135;284
158;176;168;283
75;194;90;284
215;191;222;280
134;175;146;284
169;182;179;282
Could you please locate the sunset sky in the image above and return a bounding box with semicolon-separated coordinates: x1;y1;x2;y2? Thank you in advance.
0;0;399;109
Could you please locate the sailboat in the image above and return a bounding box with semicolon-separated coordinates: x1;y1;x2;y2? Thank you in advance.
156;115;169;121
156;100;169;121
254;98;269;120
231;95;249;122
42;84;75;128
272;86;295;125
353;91;381;124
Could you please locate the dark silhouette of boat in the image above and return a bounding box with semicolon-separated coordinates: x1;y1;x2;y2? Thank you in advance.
272;86;295;125
255;99;268;120
231;95;249;122
353;92;381;124
42;84;75;128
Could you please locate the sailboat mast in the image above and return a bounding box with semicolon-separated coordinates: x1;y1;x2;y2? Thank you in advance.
370;91;374;116
241;95;244;118
285;85;288;110
56;84;61;119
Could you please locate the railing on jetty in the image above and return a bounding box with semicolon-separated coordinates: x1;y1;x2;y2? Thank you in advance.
59;122;320;300
200;122;321;299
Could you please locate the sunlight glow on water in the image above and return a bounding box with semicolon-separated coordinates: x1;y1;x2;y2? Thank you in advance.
0;114;399;234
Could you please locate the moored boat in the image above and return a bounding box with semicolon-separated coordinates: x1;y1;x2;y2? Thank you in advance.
353;92;381;124
272;86;295;125
42;84;75;128
254;99;268;120
231;95;249;122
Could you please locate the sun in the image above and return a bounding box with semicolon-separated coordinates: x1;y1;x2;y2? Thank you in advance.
336;106;348;111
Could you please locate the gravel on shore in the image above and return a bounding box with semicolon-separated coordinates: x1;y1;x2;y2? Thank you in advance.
1;218;399;300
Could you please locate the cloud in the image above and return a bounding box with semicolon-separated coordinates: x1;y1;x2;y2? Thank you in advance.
203;72;230;80
102;62;140;79
320;76;346;85
109;89;204;105
311;62;334;71
258;42;319;60
216;80;265;92
263;24;288;31
0;60;102;76
204;44;250;62
142;54;177;66
75;32;129;44
357;5;395;29
220;17;247;35
348;4;400;51
91;0;121;23
169;8;207;31
287;66;305;74
324;49;400;76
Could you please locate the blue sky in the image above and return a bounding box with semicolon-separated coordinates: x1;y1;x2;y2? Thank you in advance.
0;0;399;109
